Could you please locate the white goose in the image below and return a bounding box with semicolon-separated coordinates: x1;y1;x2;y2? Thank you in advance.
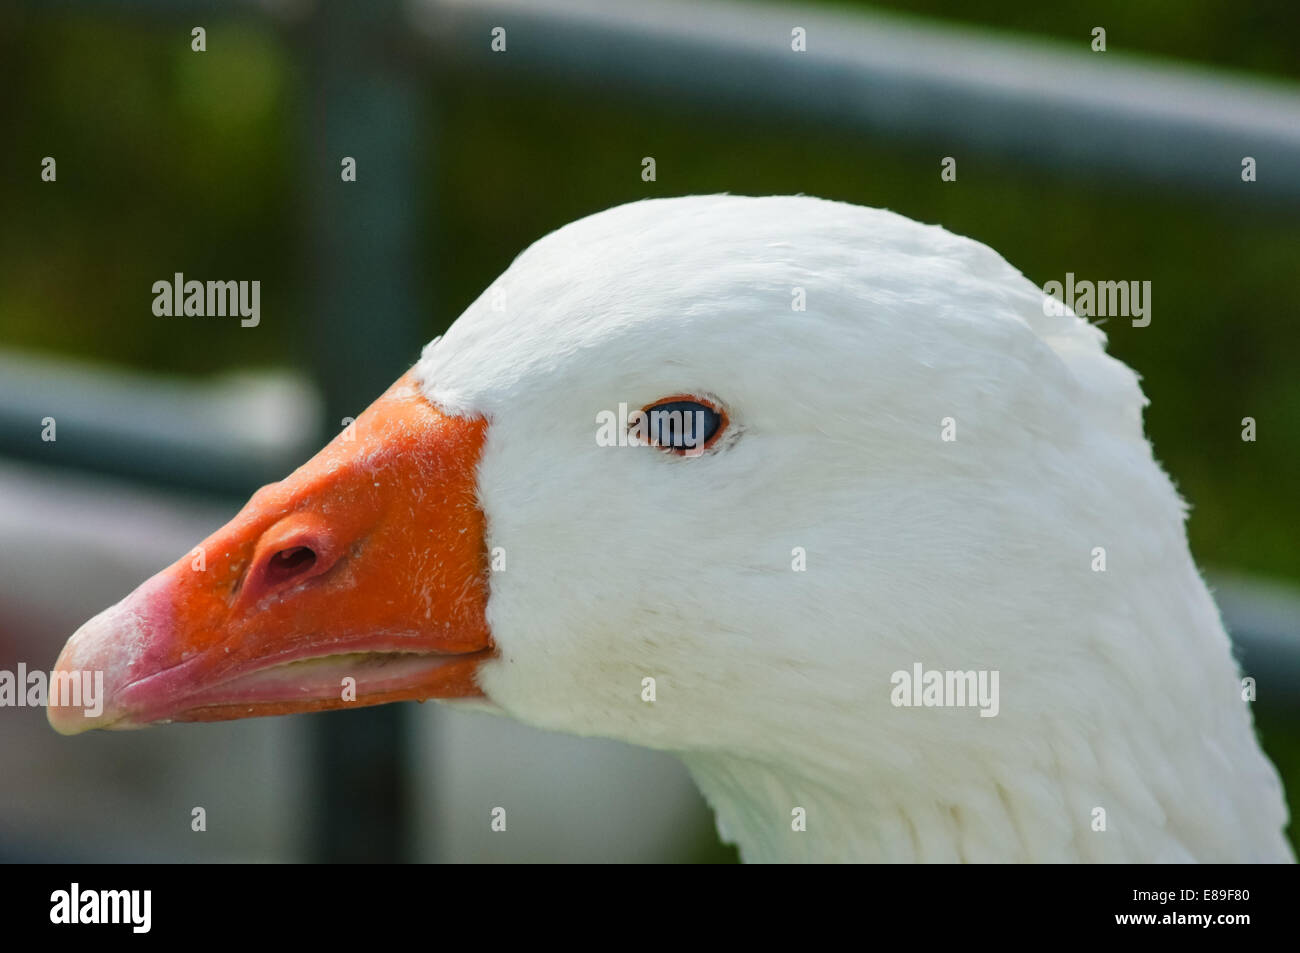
50;195;1291;863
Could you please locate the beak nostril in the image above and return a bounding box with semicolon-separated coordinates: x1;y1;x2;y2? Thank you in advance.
266;546;317;584
241;513;339;606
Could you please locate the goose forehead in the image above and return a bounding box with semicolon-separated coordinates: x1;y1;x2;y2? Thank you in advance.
414;194;1098;444
414;201;965;408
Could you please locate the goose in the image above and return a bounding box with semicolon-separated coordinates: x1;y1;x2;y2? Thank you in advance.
48;194;1291;863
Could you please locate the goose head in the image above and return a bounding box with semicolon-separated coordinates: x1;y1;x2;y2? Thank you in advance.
48;195;1289;862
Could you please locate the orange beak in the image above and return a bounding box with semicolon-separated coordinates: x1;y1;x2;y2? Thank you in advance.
47;370;492;735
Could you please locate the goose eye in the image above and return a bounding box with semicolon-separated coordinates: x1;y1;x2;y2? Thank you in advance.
640;396;727;455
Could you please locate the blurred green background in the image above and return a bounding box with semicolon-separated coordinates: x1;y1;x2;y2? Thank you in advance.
2;1;1296;860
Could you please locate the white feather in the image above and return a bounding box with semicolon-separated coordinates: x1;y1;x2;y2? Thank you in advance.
417;195;1290;862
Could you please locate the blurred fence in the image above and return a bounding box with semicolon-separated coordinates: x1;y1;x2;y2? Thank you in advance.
422;0;1300;202
8;0;1300;861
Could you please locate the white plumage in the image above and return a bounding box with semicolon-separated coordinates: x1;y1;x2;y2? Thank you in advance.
418;194;1290;862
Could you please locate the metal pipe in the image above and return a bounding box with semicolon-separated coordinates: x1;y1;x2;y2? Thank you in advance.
417;0;1300;202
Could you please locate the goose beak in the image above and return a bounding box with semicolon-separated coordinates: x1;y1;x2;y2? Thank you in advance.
47;370;493;735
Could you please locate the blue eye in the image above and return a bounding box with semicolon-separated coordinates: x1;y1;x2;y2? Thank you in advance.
641;397;727;454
